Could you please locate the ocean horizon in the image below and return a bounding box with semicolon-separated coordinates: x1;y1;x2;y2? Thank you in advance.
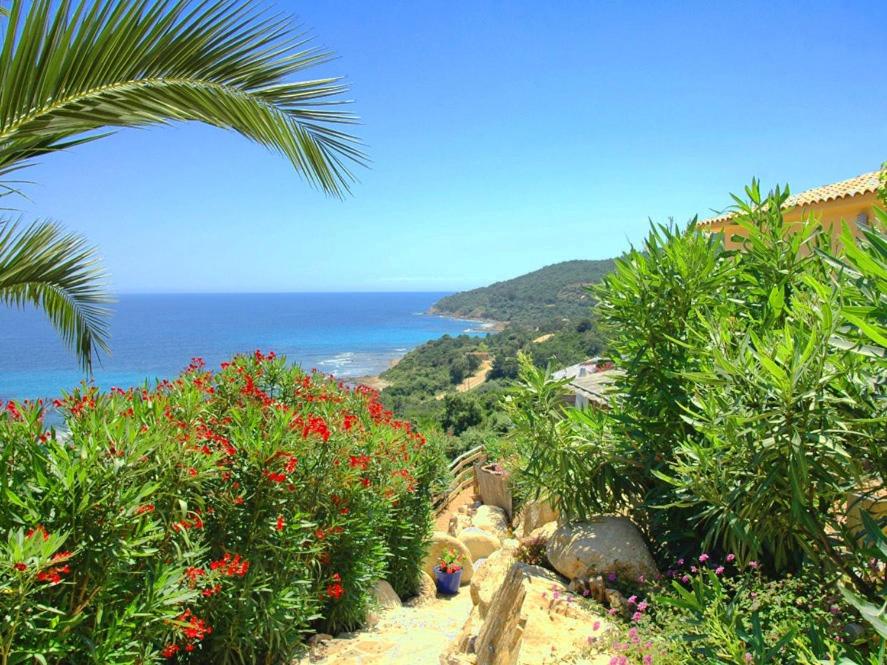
0;292;490;402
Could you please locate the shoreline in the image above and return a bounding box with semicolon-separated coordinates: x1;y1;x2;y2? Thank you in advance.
426;308;507;333
348;312;506;391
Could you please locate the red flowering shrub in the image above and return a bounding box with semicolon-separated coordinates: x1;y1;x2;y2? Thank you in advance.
0;352;446;663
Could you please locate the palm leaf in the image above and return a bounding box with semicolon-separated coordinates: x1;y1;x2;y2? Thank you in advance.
0;0;363;196
0;218;111;370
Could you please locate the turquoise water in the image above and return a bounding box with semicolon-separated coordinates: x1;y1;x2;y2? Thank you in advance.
0;292;488;401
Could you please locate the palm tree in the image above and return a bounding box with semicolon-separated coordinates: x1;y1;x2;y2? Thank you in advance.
0;0;363;371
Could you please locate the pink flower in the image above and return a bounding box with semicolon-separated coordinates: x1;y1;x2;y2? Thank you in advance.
681;575;690;584
726;553;736;563
643;656;653;665
593;621;601;631
744;653;753;663
608;607;618;616
698;553;709;563
637;600;648;612
627;595;637;605
748;560;760;570
715;566;725;575
632;611;643;622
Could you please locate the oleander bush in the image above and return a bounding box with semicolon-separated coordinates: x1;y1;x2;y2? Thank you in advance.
507;180;886;662
0;351;445;664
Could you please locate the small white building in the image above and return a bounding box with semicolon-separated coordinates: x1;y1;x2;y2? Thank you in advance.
553;358;619;409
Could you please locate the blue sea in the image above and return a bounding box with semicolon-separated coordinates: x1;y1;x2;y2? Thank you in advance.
0;292;489;402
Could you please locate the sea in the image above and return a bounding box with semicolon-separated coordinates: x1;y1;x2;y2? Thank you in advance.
0;292;490;402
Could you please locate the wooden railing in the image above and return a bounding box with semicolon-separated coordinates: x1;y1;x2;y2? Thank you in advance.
433;445;486;515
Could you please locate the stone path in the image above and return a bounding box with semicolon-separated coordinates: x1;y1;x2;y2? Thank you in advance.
296;590;473;665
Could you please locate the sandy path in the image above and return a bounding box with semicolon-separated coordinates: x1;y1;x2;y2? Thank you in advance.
297;592;472;665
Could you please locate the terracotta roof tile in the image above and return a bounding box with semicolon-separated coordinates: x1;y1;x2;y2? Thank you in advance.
699;170;882;227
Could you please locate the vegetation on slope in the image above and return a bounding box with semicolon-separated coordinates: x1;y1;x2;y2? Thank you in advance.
431;259;616;327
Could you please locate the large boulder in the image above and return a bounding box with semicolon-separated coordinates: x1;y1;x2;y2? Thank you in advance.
404;571;437;607
545;517;658;583
371;580;401;610
448;513;472;537
473;562;612;665
422;531;474;585
459;527;501;561
473;505;510;538
513;499;559;538
470;548;514;619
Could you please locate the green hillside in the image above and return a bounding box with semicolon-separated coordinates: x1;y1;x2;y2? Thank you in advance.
430;258;616;327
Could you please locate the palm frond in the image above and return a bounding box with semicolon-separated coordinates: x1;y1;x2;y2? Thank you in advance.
0;0;364;196
0;218;111;371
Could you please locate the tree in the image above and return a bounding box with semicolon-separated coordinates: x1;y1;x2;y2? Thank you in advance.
0;0;363;369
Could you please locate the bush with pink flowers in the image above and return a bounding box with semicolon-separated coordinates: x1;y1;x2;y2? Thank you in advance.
0;351;446;663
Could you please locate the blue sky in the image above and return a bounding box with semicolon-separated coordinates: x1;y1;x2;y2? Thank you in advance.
19;0;887;293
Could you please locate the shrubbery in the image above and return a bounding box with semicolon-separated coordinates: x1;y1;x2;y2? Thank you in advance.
0;352;445;663
506;179;886;660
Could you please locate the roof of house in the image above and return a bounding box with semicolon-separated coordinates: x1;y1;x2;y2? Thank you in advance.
568;370;619;404
699;170;882;227
551;359;601;381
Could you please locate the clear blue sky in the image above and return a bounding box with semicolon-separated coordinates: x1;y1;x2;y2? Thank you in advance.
19;0;887;293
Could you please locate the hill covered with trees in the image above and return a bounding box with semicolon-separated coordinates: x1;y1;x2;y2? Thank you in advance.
379;258;616;453
430;258;616;327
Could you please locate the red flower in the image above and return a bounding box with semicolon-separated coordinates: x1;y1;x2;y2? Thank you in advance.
161;644;180;658
276;515;285;532
13;562;27;572
185;567;206;586
37;564;70;584
209;553;249;577
264;470;286;484
315;528;325;540
26;525;49;541
327;582;344;600
202;584;222;597
176;608;212;641
349;454;370;470
135;504;155;516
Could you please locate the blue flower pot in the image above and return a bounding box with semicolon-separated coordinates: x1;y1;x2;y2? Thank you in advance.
433;565;463;594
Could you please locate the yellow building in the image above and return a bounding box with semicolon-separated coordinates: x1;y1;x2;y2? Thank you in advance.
699;170;883;247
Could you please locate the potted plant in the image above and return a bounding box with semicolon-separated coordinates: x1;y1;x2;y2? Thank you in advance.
433;548;464;594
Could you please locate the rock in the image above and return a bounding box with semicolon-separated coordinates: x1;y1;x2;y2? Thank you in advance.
501;538;519;553
405;571;437;607
473;505;509;538
307;633;333;646
372;580;401;610
545;517;658;583
473;562;611;665
605;588;630;618
443;605;482;662
448;513;472;537
470;548;514;619
459;527;502;561
422;531;474;585
527;522;558;541
513;500;559;538
568;575;606;603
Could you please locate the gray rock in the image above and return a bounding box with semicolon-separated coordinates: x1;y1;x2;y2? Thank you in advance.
545;517;658;583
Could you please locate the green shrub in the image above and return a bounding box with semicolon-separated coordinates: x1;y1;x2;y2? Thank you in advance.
0;352;444;663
